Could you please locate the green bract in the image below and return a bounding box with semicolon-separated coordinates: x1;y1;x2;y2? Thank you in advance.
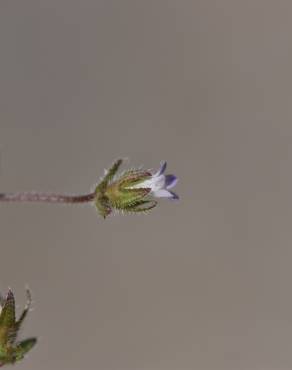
94;159;157;218
0;289;36;366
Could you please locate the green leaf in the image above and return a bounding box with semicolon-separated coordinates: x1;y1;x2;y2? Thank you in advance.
0;290;19;346
14;338;37;361
0;290;15;329
119;170;151;187
96;159;123;193
110;188;151;209
125;199;157;213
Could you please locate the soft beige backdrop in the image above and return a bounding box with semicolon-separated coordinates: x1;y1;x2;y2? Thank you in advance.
1;1;292;369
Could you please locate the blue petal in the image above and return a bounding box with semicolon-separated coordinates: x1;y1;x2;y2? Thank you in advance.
157;161;167;176
165;174;178;189
169;191;179;200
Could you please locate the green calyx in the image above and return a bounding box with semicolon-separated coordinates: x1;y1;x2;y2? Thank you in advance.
94;159;157;218
0;289;37;366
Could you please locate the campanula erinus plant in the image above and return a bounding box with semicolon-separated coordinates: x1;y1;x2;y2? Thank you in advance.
0;159;179;218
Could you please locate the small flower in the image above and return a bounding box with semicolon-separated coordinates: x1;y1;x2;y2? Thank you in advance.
132;161;179;200
0;289;37;367
94;159;178;218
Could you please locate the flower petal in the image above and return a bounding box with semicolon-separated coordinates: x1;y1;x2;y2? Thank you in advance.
136;175;164;191
165;174;178;189
169;191;179;200
152;189;174;198
155;161;167;176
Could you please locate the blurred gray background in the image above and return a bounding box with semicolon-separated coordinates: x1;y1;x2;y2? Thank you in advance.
1;1;292;369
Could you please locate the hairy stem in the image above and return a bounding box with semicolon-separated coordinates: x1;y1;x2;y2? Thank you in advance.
0;192;95;204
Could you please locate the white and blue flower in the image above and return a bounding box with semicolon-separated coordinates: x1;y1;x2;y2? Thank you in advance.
136;161;179;200
94;159;178;217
